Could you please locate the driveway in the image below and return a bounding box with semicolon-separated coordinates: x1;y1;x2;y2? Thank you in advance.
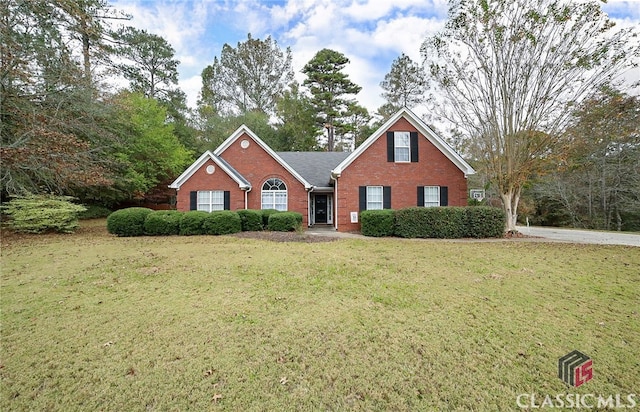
516;226;640;247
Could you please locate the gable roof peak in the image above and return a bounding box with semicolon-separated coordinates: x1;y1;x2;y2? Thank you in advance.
332;107;476;177
214;124;313;189
168;150;251;190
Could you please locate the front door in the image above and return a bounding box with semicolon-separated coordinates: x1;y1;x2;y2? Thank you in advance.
314;195;327;224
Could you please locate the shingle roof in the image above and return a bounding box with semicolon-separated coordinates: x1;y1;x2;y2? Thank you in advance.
217;156;251;188
276;152;350;188
168;150;252;189
216;125;312;188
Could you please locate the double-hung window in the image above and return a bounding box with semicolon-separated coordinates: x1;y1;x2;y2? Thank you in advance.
423;186;440;207
366;186;383;210
417;185;447;207
197;190;224;212
388;131;418;163
359;186;391;211
394;132;410;162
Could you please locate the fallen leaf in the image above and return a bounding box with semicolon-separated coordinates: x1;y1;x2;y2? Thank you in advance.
103;341;113;347
280;376;289;385
212;394;222;402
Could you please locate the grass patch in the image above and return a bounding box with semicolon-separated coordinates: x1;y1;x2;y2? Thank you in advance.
1;220;639;410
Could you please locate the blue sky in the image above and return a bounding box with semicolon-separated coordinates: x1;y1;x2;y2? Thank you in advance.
110;0;640;113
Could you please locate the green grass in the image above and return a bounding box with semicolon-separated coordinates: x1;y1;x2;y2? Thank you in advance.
1;220;639;411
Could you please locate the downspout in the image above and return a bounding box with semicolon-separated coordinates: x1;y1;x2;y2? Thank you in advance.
244;186;251;210
330;172;340;231
307;187;314;227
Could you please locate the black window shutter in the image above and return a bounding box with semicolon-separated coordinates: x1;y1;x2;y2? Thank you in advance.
440;186;448;206
417;186;424;206
387;131;394;162
359;186;367;211
190;191;197;210
410;132;419;162
383;186;391;209
223;191;230;210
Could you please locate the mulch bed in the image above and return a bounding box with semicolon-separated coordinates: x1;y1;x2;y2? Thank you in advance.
232;231;338;243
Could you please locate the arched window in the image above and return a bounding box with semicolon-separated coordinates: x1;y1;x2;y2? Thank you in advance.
261;178;287;211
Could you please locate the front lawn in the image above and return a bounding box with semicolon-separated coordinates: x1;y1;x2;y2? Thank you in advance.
1;220;638;411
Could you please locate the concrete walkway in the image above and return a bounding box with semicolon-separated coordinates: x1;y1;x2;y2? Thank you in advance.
306;226;363;239
516;225;640;247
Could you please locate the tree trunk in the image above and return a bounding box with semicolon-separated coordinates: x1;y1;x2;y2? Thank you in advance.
80;18;91;84
326;124;335;152
499;186;521;233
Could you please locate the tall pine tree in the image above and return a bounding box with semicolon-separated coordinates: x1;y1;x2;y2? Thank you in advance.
302;49;361;151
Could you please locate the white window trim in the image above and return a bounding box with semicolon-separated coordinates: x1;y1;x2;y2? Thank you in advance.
366;186;384;210
261;178;288;211
424;186;440;207
394;131;411;163
197;190;224;212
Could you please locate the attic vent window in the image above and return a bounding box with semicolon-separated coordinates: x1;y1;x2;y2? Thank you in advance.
240;139;250;149
206;165;215;174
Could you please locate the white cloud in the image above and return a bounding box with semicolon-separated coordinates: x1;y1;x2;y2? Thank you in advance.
278;1;442;112
371;16;445;60
110;0;214;72
180;75;203;109
110;0;640;114
604;0;640;18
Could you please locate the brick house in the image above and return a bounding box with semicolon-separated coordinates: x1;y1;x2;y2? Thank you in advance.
169;108;475;232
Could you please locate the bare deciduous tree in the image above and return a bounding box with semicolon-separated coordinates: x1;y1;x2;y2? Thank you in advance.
200;33;293;116
422;0;640;231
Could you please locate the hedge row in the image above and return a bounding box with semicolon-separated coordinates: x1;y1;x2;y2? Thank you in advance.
106;208;302;237
361;206;505;238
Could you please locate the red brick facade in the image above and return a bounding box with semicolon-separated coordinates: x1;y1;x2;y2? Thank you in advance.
216;132;310;227
175;158;246;211
170;109;474;233
334;117;469;232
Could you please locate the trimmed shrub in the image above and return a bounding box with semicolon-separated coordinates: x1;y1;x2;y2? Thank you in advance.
237;209;263;231
267;212;302;232
203;211;242;235
361;209;395;237
106;207;153;237
394;207;466;238
79;205;112;219
179;211;209;236
2;195;86;234
465;206;506;238
144;210;182;236
261;209;279;227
